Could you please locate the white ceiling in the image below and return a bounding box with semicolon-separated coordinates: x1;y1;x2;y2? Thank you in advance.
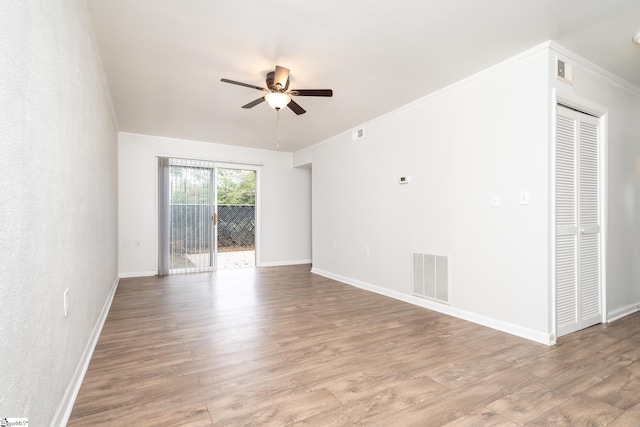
86;0;640;152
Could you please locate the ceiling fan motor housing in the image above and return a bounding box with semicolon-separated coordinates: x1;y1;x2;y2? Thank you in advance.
266;71;289;91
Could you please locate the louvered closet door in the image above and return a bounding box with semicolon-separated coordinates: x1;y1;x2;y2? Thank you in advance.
555;105;601;338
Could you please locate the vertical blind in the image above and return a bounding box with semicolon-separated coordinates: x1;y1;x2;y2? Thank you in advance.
158;157;171;275
158;157;217;275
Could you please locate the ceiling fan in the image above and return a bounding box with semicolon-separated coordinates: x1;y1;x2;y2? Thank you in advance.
221;65;333;115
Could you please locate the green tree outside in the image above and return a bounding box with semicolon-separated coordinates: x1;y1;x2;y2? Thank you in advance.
217;169;255;205
169;167;255;205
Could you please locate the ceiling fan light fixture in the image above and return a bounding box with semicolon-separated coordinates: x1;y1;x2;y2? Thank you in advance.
265;92;291;110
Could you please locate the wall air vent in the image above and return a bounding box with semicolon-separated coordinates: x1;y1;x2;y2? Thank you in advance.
352;127;365;141
556;57;573;84
412;252;449;304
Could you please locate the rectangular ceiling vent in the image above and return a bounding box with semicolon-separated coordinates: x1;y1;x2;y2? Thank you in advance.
412;252;449;304
352;127;365;141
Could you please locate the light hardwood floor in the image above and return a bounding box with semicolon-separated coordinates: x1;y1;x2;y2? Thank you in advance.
69;265;640;426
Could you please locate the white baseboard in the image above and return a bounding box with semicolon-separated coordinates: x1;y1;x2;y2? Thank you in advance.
119;270;156;278
259;259;312;268
608;302;640;322
311;267;554;346
52;275;119;427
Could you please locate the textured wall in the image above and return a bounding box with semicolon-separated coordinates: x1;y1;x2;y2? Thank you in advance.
0;1;118;424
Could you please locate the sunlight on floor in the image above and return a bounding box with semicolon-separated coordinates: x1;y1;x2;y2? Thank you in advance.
184;250;255;270
217;250;255;269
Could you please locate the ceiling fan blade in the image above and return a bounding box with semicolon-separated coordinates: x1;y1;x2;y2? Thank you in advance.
274;66;290;89
287;99;306;115
221;78;266;91
290;89;333;97
242;97;265;109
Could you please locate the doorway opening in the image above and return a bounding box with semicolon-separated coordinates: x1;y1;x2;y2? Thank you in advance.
216;167;256;269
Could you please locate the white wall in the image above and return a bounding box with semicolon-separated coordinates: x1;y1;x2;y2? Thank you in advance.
0;1;119;425
549;46;640;320
118;132;311;276
311;46;553;343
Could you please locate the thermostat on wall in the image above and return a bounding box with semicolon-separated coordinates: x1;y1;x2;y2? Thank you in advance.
399;176;411;184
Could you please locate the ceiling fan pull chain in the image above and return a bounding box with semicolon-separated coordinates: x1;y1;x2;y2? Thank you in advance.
276;109;281;148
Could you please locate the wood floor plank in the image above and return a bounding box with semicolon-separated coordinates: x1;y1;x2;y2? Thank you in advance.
69;373;204;423
205;384;308;422
68;265;640;426
583;368;640;411
71;402;213;427
537;351;626;395
209;388;342;426
609;401;640;427
486;382;572;425
525;395;623;426
441;407;519;427
364;367;538;426
331;375;450;424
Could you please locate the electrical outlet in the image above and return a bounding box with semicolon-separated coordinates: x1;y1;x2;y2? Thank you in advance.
122;242;129;249
491;194;501;207
520;191;530;205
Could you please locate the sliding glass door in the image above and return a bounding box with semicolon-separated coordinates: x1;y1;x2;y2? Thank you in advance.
158;158;259;274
